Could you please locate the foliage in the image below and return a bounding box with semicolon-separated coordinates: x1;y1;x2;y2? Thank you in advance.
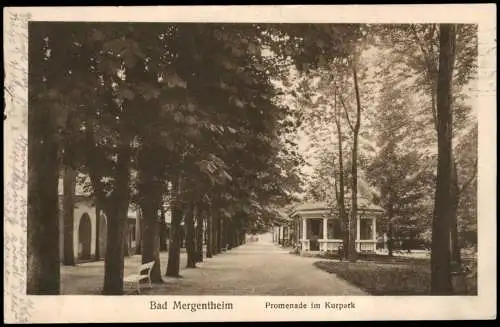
364;67;434;242
455;123;478;247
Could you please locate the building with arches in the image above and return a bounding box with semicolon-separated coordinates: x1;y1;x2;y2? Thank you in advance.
58;177;140;264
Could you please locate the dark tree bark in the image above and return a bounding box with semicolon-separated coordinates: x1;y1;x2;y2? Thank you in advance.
136;126;167;280
347;60;362;261
27;26;62;295
421;24;463;282
134;207;142;255
206;212;213;258
140;199;163;283
212;214;218;255
431;89;461;268
123;228;130;258
431;23;456;295
166;176;182;277
102;203;127;294
240;230;246;245
450;159;461;265
214;215;221;254
387;201;395;257
159;205;167;252
185;201;197;268
195;205;204;262
62;166;77;266
220;217;225;250
27;104;61;295
227;220;234;249
334;83;349;259
101;144;132;295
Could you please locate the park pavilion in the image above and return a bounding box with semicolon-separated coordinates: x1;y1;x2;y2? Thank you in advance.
289;200;383;253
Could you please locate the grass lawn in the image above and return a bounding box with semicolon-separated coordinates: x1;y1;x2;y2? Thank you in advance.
314;255;477;295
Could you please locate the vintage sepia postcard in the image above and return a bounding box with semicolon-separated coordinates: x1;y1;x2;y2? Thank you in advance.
3;5;497;323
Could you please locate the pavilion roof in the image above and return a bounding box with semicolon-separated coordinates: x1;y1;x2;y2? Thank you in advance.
290;197;383;218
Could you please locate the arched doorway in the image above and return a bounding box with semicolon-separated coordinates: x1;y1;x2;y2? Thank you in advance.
78;213;92;261
99;214;107;260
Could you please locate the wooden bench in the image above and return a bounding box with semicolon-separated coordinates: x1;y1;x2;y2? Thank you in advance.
124;261;155;294
221;244;230;253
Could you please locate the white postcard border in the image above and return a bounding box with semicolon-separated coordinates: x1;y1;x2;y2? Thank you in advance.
3;5;497;323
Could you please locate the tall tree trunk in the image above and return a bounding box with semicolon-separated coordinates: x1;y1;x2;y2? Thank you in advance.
140;199;163;283
27;104;61;294
101;138;132;295
240;230;246;244
206;213;213;258
334;82;349;259
387;223;394;257
195;206;204;262
102;203;127;294
348;60;362;261
166;176;182;278
426;25;461;279
216;215;221;253
123;227;130;258
135;206;142;255
159;205;167;252
213;215;219;255
387;200;394;257
185;201;197;268
136;143;164;282
62;166;77;266
220;218;225;249
450;159;461;265
431;23;456;295
227;220;234;249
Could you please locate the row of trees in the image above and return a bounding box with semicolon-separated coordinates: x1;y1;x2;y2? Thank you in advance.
27;23;305;295
286;24;478;294
27;22;479;296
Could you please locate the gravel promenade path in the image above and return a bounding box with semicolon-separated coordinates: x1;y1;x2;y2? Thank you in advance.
61;240;366;295
147;240;366;296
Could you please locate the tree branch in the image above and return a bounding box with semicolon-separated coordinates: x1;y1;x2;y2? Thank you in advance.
410;24;439;132
84;119;108;211
410;25;436;74
352;62;362;133
339;93;355;132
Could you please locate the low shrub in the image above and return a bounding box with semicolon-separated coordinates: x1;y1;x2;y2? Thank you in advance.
316;250;342;260
314;260;477;295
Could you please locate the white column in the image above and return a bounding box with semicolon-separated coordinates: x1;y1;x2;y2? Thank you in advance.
302;218;307;241
356;216;361;251
302;218;307;250
323;218;328;240
322;218;328;251
372;217;377;244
